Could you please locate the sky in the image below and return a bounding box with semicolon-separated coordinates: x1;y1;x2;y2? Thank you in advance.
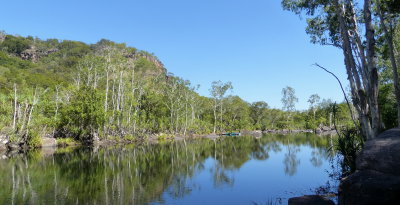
0;0;349;110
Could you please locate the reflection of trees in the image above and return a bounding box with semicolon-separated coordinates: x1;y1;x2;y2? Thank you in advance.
211;164;235;188
309;139;331;168
310;148;326;167
0;133;334;204
283;143;300;176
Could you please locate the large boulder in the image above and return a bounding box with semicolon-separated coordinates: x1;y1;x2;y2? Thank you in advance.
339;128;400;205
41;137;56;147
288;195;334;205
356;128;400;175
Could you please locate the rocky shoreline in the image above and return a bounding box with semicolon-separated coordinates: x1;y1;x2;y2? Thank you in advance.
289;128;400;205
1;129;336;159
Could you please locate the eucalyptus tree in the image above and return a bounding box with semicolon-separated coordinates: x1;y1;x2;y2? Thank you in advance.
281;86;298;113
209;81;233;133
308;94;320;120
281;86;298;128
282;0;385;139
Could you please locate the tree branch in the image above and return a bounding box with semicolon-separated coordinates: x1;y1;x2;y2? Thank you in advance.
313;63;358;127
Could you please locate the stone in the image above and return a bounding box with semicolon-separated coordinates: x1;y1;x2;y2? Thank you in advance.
316;128;322;134
7;142;20;151
356;128;400;176
288;195;335;205
321;126;331;131
339;128;400;205
41;137;56;147
339;170;400;205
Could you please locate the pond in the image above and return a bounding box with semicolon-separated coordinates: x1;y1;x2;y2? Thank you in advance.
0;134;338;205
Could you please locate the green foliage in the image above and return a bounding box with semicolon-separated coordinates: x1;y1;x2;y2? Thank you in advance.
58;86;105;142
0;32;359;146
26;130;42;148
378;84;398;129
0;35;31;55
333;128;364;176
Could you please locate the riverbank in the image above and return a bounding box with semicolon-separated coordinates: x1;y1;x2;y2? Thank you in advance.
338;128;400;204
0;129;336;159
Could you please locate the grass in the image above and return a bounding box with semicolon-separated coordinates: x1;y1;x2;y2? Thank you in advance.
332;127;364;176
56;138;81;147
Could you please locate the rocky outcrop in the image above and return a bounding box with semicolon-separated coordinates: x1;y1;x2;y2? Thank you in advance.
288;195;335;205
20;47;58;62
241;130;262;137
339;128;400;205
125;51;167;75
0;135;8;151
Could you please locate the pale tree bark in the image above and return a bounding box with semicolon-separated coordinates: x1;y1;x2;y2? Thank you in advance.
332;0;382;139
12;83;17;130
213;98;217;133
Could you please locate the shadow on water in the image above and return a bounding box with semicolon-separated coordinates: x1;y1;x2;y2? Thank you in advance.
0;133;337;205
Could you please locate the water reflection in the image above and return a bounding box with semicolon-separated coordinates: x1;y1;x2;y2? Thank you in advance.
0;134;334;205
284;143;300;176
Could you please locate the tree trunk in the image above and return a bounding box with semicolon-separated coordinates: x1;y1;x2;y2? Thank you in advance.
12;83;17;130
378;8;400;126
332;0;381;139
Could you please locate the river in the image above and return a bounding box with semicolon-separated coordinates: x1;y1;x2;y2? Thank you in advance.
0;134;338;205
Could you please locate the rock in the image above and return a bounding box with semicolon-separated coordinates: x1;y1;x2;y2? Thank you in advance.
316;128;322;134
20;47;58;62
41;137;56;147
7;142;20;151
288;195;335;205
321;126;331;131
339;170;400;205
304;129;314;133
339;128;400;205
204;133;219;140
356;128;400;176
241;130;262;137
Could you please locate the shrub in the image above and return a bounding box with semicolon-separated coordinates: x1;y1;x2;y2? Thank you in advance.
58;86;105;143
333;127;364;176
26;130;42;148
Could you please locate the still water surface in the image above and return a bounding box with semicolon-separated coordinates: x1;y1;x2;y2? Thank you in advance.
0;134;336;205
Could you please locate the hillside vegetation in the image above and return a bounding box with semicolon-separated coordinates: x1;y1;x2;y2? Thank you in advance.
0;32;356;145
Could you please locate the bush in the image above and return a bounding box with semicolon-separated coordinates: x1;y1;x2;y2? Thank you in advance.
26;130;42;148
56;138;80;147
58;86;105;143
333;127;364;176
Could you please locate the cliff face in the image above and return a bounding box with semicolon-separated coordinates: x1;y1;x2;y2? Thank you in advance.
125;51;167;76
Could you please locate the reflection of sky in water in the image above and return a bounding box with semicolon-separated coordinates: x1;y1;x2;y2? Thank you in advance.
159;141;332;205
0;134;335;205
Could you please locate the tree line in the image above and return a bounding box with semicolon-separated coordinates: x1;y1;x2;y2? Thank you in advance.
0;32;356;145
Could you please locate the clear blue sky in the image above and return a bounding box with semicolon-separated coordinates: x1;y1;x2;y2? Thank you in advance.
0;0;348;110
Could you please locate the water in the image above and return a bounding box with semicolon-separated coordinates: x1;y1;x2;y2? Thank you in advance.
0;134;337;205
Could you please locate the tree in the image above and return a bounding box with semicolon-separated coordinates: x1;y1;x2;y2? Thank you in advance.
376;0;400;126
58;86;105;142
210;81;233;133
250;101;269;130
308;94;320;120
281;86;298;128
281;86;298;112
282;0;383;139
